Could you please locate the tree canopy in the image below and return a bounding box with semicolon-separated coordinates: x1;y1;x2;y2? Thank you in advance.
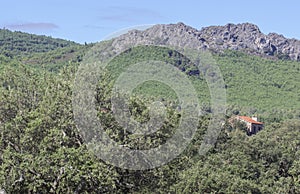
0;31;299;193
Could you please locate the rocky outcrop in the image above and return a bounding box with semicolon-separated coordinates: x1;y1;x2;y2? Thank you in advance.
111;22;300;61
199;23;300;60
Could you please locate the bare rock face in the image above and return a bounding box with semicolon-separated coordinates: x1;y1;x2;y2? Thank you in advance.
111;22;300;61
199;23;300;60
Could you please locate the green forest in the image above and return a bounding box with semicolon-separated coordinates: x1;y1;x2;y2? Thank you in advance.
0;29;300;193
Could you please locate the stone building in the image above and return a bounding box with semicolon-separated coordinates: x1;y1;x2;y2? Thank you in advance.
236;116;264;135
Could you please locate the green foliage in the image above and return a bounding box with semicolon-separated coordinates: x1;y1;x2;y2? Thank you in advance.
100;45;300;123
172;120;300;193
0;65;120;193
0;33;299;193
22;45;89;72
0;29;78;57
218;50;300;122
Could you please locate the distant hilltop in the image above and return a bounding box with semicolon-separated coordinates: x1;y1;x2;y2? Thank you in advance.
111;22;300;61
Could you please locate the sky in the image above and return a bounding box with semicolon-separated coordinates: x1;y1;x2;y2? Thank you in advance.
1;0;299;44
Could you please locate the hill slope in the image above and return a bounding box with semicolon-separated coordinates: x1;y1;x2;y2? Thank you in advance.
0;28;79;57
97;44;300;122
92;23;300;121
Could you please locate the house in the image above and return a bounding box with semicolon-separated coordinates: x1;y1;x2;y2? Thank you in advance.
235;116;264;135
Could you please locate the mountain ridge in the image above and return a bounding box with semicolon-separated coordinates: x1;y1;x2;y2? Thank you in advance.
1;22;300;61
111;22;300;61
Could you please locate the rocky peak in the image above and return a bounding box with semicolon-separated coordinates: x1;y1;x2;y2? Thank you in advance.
111;22;300;61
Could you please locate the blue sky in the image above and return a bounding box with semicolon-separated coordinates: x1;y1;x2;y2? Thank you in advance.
1;0;299;43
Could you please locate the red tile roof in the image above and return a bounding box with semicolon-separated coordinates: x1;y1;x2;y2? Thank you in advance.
237;116;263;125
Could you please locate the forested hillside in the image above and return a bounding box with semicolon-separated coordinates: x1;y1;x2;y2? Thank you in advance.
0;28;299;193
0;29;79;57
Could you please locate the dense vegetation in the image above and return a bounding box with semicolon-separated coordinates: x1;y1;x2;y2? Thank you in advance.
0;30;299;193
0;29;79;58
105;45;300;123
